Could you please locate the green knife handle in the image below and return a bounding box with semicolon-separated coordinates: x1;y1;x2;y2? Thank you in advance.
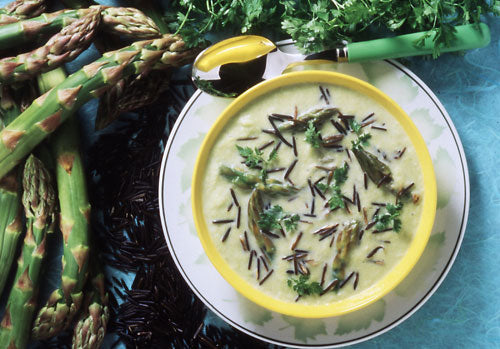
347;23;491;62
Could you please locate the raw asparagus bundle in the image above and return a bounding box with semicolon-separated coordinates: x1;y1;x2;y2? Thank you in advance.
332;221;360;280
0;154;56;349
0;0;46;25
31;108;91;339
0;34;196;180
0;5;101;84
72;264;109;349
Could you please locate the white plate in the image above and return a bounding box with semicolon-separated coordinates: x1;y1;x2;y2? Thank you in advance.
158;44;469;347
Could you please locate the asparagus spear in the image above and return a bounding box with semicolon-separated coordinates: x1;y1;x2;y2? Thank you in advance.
0;34;197;180
0;154;56;349
101;6;161;39
351;145;394;192
0;86;24;297
332;221;360;281
71;263;109;349
0;8;93;49
276;107;339;132
248;189;276;261
0;0;46;25
95;70;170;130
29;68;91;339
0;5;102;84
220;165;299;195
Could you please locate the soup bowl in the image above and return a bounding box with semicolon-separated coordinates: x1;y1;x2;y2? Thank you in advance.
191;71;436;318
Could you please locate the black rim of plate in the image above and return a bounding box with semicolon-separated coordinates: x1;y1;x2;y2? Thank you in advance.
158;58;470;348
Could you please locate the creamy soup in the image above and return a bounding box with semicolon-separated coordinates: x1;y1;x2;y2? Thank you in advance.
201;83;423;305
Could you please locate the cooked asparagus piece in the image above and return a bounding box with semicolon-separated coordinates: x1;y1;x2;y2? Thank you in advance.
72;264;109;349
101;6;160;39
0;8;93;49
0;154;56;349
220;165;299;195
332;221;360;281
248;189;275;261
0;0;46;25
277;107;339;132
0;5;101;84
352;145;394;192
0;34;197;180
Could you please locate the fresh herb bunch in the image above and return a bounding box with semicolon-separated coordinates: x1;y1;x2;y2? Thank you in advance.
317;163;349;210
258;205;299;232
375;203;403;232
165;0;499;55
287;275;323;297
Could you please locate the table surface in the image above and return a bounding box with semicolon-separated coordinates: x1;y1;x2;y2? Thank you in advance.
1;0;499;347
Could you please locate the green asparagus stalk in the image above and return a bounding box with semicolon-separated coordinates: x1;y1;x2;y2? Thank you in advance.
248;189;276;260
0;86;24;297
220;165;299;195
0;7;94;50
101;6;161;39
95;70;170;130
0;154;56;349
31;115;91;339
71;264;109;349
0;0;46;25
277;107;339;132
0;34;197;180
351;145;394;192
0;5;102;84
332;221;360;280
29;68;91;339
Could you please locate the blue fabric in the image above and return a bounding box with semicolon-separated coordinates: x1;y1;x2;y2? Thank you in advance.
0;0;498;346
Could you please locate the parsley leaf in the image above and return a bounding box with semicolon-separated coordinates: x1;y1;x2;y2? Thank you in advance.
287;275;323;297
258;205;283;231
236;145;263;168
333;163;349;185
258;205;300;232
305;120;321;148
349;119;362;135
282;214;300;232
327;187;345;210
374;203;403;232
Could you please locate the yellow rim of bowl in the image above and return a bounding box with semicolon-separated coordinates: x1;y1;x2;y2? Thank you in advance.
191;71;437;318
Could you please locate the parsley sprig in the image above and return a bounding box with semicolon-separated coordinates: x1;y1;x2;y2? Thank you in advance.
236;144;278;181
374;203;403;232
317;163;349;210
305;120;322;148
287;275;323;297
258;205;300;232
349;119;372;150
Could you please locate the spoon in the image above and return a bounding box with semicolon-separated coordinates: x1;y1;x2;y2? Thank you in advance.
192;23;490;97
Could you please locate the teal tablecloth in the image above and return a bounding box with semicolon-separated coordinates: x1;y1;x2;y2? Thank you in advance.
0;0;498;347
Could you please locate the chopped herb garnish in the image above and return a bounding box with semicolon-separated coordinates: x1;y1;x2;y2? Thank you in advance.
282;214;300;232
287;275;323;297
305;120;321;148
317;163;350;210
352;133;372;150
258;205;300;233
349;119;362;135
236;145;263;168
374;203;403;232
